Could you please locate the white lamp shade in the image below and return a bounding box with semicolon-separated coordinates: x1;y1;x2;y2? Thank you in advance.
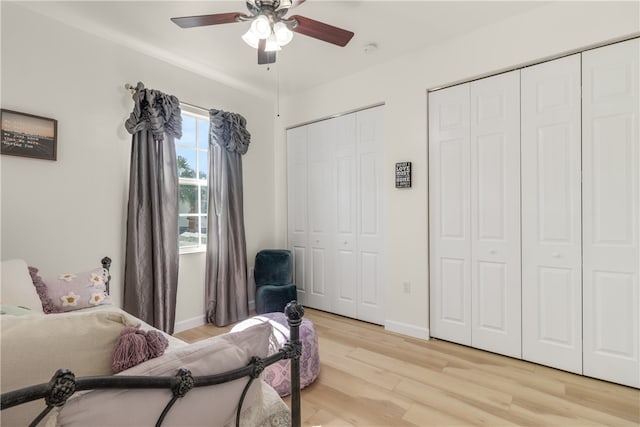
265;33;282;52
250;15;271;39
242;29;260;49
273;22;293;46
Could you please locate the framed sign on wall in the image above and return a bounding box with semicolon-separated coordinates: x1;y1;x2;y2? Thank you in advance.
395;161;412;188
1;109;57;161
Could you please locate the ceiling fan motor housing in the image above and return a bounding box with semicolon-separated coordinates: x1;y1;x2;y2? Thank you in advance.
247;0;287;12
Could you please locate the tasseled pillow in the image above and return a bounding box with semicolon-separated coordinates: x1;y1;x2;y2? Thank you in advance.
112;326;169;373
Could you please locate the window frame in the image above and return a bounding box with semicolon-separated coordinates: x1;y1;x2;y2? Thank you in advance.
177;105;209;254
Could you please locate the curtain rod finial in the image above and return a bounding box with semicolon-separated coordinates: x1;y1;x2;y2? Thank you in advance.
124;82;146;94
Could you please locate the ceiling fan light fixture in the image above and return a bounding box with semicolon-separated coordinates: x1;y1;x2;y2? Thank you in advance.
242;29;260;49
273;22;293;46
265;33;282;52
250;14;271;39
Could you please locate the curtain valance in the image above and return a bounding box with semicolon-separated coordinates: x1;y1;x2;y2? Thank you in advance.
125;83;182;142
209;109;251;155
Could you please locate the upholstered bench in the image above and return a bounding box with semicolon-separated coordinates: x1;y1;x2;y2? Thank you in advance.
231;312;320;396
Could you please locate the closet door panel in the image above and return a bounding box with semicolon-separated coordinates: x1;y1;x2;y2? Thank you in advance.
521;54;582;373
470;70;521;358
583;38;639;388
287;126;309;301
356;106;385;325
306;120;335;311
333;114;358;318
428;84;472;345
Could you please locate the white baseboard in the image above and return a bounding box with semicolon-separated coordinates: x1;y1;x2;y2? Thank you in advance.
173;315;206;334
174;300;256;334
384;320;430;340
175;313;429;339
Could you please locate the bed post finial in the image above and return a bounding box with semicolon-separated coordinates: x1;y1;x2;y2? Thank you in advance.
284;300;304;322
101;256;111;269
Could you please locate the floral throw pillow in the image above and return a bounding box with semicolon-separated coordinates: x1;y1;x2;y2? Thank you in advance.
42;267;111;312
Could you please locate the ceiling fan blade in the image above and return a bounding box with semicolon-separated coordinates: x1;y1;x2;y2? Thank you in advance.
258;39;277;65
291;0;306;8
171;12;242;28
289;15;354;47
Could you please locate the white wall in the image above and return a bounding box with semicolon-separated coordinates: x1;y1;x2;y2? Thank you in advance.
0;2;276;325
3;1;638;337
274;1;640;338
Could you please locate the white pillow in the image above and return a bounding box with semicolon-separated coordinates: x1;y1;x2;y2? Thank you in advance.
1;310;135;426
57;321;273;427
0;259;44;313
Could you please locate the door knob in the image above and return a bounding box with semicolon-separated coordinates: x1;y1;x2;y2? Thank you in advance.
552;252;561;258
489;249;497;255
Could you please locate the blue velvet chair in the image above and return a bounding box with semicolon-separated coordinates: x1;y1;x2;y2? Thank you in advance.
254;249;297;314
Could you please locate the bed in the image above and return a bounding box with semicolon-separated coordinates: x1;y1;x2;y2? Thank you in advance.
0;257;302;427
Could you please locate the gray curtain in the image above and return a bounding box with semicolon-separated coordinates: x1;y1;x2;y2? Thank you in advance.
205;109;251;326
123;83;181;334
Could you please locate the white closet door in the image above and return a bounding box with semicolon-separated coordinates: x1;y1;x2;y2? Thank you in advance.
428;84;472;345
582;39;639;388
332;113;358;318
521;54;583;373
306;120;335;311
287;126;309;303
470;70;522;358
356;106;385;325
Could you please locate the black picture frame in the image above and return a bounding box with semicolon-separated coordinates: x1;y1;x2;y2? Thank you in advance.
1;109;57;161
395;161;412;188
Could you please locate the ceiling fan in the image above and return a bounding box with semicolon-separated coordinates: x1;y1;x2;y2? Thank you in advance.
171;0;355;65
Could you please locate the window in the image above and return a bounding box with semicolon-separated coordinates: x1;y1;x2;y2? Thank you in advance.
176;108;209;253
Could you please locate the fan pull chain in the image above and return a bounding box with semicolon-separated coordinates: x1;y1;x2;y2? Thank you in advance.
265;64;281;118
276;64;281;118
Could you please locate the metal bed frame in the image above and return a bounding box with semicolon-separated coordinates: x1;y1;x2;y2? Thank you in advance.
1;257;303;427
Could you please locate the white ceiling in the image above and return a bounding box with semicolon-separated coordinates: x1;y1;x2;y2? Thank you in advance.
18;1;546;98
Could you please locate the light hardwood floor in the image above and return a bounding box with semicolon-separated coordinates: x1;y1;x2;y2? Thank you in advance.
174;309;640;426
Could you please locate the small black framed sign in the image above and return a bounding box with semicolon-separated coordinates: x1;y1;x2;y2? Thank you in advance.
1;109;57;161
395;161;412;188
